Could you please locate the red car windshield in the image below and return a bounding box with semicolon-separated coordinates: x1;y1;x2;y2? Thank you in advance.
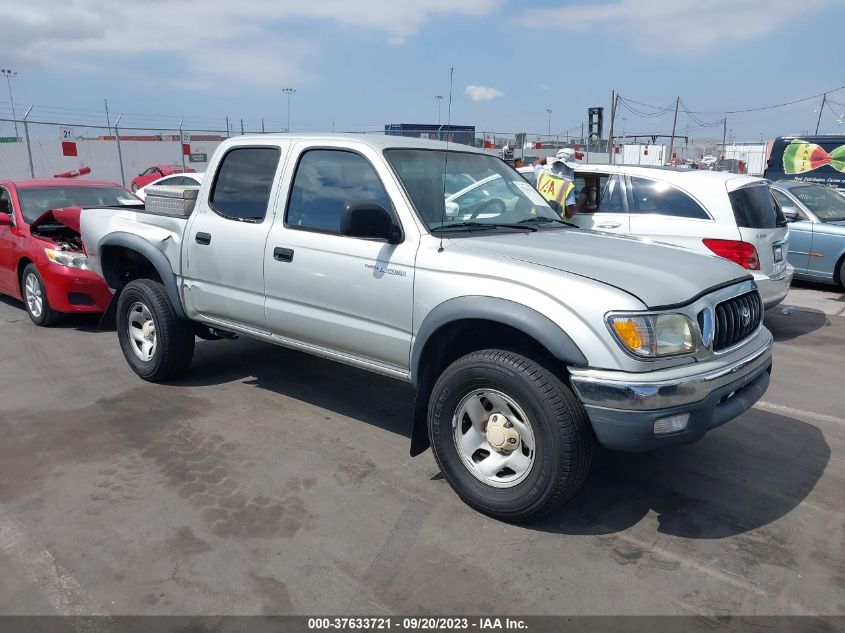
17;186;141;224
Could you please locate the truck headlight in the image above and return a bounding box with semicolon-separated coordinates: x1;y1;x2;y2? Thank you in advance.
607;313;699;357
44;248;89;270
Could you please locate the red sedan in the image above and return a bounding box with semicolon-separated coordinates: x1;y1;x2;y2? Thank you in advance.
0;179;142;326
130;164;196;192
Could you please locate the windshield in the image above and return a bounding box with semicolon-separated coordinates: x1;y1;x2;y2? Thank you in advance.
789;185;845;222
384;149;557;232
18;186;141;224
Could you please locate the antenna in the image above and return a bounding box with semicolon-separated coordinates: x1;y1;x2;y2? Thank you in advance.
438;67;454;253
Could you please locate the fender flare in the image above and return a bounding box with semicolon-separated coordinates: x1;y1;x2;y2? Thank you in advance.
98;231;187;319
407;296;588;457
410;296;588;386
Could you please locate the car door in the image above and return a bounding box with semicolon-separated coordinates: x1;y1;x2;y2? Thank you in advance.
773;189;812;273
568;172;629;234
182;143;289;330
263;146;417;372
0;186;18;293
626;175;719;251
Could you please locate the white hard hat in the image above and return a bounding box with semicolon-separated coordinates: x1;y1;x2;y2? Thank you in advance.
554;148;576;163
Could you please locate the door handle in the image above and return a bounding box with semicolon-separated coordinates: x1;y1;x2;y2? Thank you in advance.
597;222;621;229
195;232;211;245
273;247;294;263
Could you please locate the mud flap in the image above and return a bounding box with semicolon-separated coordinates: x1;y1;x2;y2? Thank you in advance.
409;380;432;457
98;290;120;331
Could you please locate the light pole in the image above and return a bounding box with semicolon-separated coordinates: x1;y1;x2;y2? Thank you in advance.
546;109;552;139
1;69;19;140
435;95;444;126
281;88;296;132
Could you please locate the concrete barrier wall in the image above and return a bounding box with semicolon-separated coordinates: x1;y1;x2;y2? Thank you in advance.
0;139;222;184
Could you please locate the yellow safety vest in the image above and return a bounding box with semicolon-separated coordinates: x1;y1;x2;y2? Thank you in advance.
536;171;575;216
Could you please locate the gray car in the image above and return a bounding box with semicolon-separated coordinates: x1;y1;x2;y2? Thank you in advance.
771;181;845;287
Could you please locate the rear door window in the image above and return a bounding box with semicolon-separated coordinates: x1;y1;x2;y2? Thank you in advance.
628;176;709;219
729;184;785;228
209;147;280;222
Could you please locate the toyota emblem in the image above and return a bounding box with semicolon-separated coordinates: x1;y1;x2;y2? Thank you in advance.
741;307;751;326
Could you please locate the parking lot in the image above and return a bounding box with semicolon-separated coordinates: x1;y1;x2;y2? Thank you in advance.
0;281;843;617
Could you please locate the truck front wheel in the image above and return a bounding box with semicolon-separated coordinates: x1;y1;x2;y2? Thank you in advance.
428;349;592;522
116;279;194;382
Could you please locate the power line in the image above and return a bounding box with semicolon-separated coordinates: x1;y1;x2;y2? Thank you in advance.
688;83;845;114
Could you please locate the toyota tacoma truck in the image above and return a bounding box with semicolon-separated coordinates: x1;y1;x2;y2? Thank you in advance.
81;134;773;522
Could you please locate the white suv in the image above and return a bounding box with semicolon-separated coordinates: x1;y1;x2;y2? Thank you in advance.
520;165;793;309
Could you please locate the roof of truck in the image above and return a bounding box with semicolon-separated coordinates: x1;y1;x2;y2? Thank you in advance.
225;133;487;153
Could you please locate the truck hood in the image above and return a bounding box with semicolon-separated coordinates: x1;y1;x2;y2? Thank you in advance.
453;229;751;309
29;206;82;234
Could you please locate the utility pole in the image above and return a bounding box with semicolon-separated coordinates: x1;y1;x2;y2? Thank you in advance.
225;116;230;138
240;118;244;135
607;90;617;164
282;88;296;132
435;95;444;125
23;106;34;177
668;96;680;165
179;116;186;171
114;114;125;186
815;93;826;134
546;109;552;138
261;117;265;134
722;118;727;157
104;98;111;129
1;69;20;140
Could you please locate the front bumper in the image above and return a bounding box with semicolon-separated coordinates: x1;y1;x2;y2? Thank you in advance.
754;264;793;309
40;263;113;313
570;331;773;451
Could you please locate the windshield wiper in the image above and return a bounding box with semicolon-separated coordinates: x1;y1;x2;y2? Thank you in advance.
431;221;537;232
517;216;579;228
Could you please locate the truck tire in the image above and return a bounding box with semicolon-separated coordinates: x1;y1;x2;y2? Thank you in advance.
21;264;63;327
116;279;194;382
428;349;592;522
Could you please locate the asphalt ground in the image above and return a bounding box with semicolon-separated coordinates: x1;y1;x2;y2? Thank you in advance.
0;281;843;617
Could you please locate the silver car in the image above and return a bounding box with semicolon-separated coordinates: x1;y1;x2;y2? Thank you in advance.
771;181;845;287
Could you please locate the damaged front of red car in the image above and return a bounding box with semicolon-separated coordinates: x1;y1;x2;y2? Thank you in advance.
0;179;142;325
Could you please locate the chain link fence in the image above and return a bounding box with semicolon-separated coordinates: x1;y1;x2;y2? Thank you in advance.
1;103;741;182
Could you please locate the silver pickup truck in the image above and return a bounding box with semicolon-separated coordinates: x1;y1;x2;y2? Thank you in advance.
81;134;773;521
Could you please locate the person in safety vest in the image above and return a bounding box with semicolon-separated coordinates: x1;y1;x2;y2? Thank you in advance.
532;148;589;219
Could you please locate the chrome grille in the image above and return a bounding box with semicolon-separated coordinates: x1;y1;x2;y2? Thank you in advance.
713;290;762;351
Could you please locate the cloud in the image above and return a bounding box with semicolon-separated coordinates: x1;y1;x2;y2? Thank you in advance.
1;0;503;87
514;0;833;53
465;85;505;102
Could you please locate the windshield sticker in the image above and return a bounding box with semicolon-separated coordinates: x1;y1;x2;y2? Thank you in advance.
514;181;548;206
784;140;845;174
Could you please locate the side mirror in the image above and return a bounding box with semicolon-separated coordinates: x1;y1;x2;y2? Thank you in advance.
0;212;11;227
782;207;798;222
341;202;402;244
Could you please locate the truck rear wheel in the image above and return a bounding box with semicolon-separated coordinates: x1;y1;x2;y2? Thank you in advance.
428;349;592;522
116;279;194;382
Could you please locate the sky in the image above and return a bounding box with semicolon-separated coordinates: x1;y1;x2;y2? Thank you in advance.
1;0;844;142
